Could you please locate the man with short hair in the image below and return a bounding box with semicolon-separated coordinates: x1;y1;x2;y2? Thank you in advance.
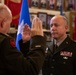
42;15;76;75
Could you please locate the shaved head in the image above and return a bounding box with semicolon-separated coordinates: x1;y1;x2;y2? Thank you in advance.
50;15;69;42
0;4;12;20
51;15;68;26
0;4;12;34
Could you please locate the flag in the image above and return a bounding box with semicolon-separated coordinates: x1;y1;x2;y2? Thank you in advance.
16;0;31;50
60;0;64;15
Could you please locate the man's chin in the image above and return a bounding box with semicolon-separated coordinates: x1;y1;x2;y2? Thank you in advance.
52;36;58;39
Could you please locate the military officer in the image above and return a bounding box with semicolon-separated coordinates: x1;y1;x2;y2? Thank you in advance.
0;4;46;75
42;15;76;75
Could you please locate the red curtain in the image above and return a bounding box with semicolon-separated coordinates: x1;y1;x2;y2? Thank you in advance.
5;0;22;28
28;0;31;6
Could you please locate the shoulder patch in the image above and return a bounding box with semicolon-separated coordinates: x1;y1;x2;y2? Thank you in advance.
10;39;16;48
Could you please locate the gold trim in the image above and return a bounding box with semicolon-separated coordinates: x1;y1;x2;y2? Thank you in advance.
10;0;21;3
12;13;20;20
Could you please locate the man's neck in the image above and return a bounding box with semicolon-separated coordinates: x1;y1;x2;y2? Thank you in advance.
56;35;67;46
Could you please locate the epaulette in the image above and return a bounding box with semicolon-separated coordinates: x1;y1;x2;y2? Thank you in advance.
0;33;6;43
0;33;16;48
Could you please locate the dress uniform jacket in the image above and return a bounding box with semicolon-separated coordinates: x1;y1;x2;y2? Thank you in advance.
0;33;46;75
42;36;76;75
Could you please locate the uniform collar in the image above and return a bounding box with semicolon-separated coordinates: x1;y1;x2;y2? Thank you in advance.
0;33;10;37
53;35;72;54
57;36;67;46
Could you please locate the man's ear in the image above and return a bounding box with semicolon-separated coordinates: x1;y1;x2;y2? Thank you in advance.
65;24;68;30
1;23;3;28
0;20;4;28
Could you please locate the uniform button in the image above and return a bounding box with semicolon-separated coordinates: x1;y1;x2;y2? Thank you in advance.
63;62;66;64
50;73;53;75
52;59;55;61
51;66;54;69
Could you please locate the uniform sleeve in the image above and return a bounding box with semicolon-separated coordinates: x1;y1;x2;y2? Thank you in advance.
19;39;30;57
1;35;46;75
73;43;76;75
73;60;76;75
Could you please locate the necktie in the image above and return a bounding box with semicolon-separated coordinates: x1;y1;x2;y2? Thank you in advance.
52;39;58;53
53;44;58;53
55;44;58;49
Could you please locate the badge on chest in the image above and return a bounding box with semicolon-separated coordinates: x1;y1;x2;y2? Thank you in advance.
60;51;72;57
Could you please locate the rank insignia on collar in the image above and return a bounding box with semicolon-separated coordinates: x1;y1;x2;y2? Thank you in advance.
10;39;16;48
60;51;72;57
